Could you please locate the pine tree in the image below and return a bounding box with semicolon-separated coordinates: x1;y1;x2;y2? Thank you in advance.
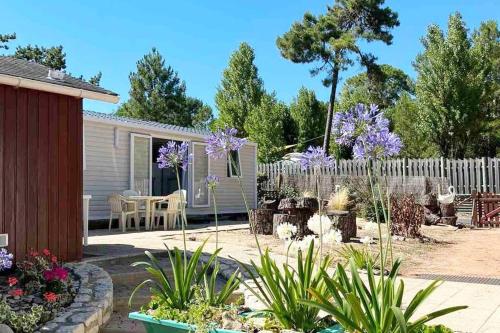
14;44;66;70
215;43;265;136
290;87;327;151
116;48;212;128
0;33;16;49
277;0;399;153
338;64;414;111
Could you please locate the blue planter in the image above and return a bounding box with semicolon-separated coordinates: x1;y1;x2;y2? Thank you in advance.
129;312;344;333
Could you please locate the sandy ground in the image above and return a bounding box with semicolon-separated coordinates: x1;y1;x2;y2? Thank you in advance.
164;220;500;278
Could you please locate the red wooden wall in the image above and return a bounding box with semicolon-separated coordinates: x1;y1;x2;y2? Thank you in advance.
0;84;83;261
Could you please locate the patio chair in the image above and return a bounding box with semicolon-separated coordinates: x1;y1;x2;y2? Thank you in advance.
153;190;187;230
107;194;140;232
122;189;139;196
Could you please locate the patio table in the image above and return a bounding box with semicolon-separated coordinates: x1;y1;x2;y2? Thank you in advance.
127;196;167;230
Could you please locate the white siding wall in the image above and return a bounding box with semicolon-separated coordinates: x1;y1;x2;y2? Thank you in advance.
83;119;257;220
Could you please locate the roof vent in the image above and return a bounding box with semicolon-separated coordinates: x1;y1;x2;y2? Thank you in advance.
47;69;65;80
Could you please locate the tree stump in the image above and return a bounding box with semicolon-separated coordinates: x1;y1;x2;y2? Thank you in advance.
278;198;297;210
422;193;439;213
272;214;298;238
440;216;458;226
295;197;318;211
249;209;274;235
327;210;357;242
440;203;456;217
261;199;279;211
424;212;441;225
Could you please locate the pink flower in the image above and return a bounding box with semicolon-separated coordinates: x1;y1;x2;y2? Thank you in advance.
8;276;18;287
43;292;58;303
51;255;58;263
42;248;51;256
43;266;68;282
9;288;23;297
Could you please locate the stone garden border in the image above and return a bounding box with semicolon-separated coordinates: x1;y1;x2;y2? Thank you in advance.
38;263;113;333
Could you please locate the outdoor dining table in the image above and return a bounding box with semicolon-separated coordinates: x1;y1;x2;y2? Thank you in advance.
127;195;168;230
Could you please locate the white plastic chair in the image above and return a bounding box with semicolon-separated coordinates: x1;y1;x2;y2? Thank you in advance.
123;189;139;197
153;190;187;230
107;194;140;232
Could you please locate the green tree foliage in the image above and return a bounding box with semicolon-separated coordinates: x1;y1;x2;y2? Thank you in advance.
414;13;500;158
185;97;214;130
116;48;212;128
386;93;438;157
14;44;66;70
290;87;327;151
0;33;16;49
277;0;399;153
89;71;102;86
245;94;287;163
338;64;414;111
215;43;265;136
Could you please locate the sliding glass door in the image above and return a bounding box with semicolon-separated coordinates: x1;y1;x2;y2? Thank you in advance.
130;134;152;195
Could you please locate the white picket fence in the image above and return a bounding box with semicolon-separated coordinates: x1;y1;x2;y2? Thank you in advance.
258;157;500;195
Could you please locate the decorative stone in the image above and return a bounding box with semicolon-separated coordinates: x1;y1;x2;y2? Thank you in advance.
0;324;14;333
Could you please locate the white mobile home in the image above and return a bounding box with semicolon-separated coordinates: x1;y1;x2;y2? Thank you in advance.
83;111;257;221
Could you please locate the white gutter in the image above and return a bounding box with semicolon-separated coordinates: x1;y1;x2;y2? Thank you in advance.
0;74;119;104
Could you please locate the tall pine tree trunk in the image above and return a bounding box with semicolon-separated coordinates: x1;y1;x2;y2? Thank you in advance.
323;64;340;154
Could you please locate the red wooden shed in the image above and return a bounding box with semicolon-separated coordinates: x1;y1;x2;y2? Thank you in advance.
0;57;119;261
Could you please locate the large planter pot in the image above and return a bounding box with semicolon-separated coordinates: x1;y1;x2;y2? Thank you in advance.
129;312;344;333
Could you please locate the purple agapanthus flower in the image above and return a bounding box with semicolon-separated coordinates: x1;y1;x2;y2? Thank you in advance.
205;127;246;159
205;175;220;189
353;128;403;159
332;103;402;159
157;141;190;170
0;248;14;271
299;146;335;171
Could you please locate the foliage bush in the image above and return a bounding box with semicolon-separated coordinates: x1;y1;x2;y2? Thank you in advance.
278;185;299;199
337;244;379;270
0;301;44;333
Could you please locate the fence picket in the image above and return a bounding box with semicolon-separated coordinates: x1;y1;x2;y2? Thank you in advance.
259;157;500;194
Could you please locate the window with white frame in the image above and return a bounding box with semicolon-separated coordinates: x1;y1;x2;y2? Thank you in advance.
227;150;242;177
192;142;209;207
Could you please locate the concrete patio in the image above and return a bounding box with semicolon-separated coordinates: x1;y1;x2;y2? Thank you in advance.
84;223;500;333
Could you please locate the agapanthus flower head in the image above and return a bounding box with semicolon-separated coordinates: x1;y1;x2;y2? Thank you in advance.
332;103;402;159
299;146;335;171
323;229;343;245
157;141;190;170
307;214;332;236
205;127;246;159
0;248;14;271
297;235;316;252
276;223;297;240
205;175;220;190
352;127;402;159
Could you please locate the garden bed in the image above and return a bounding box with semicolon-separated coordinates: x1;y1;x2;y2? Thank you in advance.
0;249;112;333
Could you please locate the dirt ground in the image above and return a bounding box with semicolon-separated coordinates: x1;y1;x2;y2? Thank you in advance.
171;220;500;278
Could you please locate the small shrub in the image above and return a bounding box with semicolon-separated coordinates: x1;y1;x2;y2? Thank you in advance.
278;185;299;199
337;244;379;270
327;187;350;211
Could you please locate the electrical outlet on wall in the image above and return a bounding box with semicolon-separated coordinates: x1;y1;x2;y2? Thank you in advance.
0;234;8;247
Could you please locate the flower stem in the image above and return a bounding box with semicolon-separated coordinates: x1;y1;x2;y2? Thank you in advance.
229;154;263;256
175;169;187;265
211;188;219;254
315;172;323;262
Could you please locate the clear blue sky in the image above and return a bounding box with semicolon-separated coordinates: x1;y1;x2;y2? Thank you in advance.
2;1;499;115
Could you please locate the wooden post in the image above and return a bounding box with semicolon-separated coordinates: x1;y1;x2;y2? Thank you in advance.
482;157;487;192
